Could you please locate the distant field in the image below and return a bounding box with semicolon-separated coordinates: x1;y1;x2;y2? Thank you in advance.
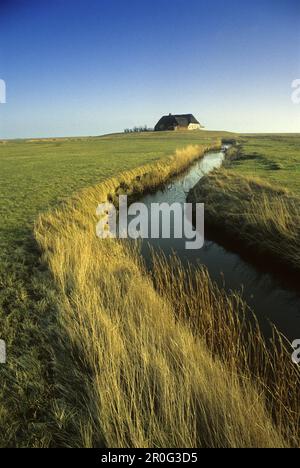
231;134;300;194
0;131;228;251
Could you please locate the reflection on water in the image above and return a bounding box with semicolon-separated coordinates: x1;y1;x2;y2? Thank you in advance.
137;151;300;342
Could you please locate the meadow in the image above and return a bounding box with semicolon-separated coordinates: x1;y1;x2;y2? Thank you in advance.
226;134;300;194
1;130;299;448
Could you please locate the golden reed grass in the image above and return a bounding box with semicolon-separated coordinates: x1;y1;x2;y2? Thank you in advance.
34;143;298;447
189;169;300;272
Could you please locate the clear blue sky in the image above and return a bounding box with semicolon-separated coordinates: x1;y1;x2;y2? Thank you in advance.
0;0;299;138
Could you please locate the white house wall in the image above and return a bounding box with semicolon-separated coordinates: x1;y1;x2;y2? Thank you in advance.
188;123;201;130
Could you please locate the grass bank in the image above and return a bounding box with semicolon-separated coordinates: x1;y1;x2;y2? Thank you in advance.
188;134;300;275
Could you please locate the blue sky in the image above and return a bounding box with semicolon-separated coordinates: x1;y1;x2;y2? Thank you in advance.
0;0;300;138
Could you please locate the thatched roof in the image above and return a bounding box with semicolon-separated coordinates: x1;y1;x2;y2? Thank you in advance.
155;114;203;131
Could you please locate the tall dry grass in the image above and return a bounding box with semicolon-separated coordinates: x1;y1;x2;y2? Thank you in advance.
34;144;296;447
189;169;300;273
152;254;300;447
246;194;300;265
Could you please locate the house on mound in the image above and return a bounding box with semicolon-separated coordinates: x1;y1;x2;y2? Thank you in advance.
154;114;204;131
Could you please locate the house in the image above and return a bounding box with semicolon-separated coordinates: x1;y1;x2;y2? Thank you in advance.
154;114;204;132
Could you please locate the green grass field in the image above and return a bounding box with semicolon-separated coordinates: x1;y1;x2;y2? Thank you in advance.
229;134;300;194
